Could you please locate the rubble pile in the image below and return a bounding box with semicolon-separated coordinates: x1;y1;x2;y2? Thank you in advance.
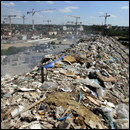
1;37;129;129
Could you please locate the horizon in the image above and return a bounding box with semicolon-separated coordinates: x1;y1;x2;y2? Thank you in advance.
1;1;129;26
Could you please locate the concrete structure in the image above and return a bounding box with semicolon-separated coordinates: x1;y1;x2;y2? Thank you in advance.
17;35;27;40
107;24;112;29
49;31;57;35
31;35;39;40
1;55;7;62
63;26;67;31
79;25;84;31
66;31;72;34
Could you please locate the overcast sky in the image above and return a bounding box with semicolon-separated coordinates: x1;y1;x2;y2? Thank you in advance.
1;1;129;26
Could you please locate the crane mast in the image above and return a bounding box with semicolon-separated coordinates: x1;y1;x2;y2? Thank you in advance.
99;13;110;36
67;21;74;34
27;8;55;36
43;20;51;35
68;15;80;36
2;15;16;41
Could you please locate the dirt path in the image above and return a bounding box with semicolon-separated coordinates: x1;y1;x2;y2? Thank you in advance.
1;43;37;50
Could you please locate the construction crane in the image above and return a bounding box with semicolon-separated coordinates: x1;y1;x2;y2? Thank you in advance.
68;15;80;36
62;23;64;36
67;21;74;34
99;13;110;36
43;20;51;35
21;15;26;34
2;15;16;41
27;8;55;36
99;13;110;26
1;21;5;35
12;14;27;34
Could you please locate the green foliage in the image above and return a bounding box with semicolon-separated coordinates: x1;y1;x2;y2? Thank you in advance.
1;49;8;55
7;46;18;55
105;28;129;37
1;46;32;55
118;37;129;41
51;41;55;44
59;41;62;44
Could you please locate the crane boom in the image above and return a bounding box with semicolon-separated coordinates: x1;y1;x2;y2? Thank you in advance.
2;15;16;41
27;8;56;35
68;15;80;36
99;13;110;36
68;15;80;19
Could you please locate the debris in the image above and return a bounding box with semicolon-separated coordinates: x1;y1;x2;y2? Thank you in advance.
63;55;77;63
12;95;46;119
87;96;100;106
1;36;129;129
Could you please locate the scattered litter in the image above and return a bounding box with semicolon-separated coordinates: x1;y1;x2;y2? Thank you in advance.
1;36;129;129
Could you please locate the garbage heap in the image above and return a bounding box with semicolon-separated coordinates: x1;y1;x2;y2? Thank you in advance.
1;36;129;129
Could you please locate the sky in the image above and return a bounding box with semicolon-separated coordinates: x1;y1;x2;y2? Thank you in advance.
1;1;129;26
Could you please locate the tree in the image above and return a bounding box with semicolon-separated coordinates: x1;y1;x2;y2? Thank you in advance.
7;46;17;55
51;41;55;44
59;41;62;44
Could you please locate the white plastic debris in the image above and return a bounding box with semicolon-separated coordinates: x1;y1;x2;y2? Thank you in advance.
32;82;42;88
20;88;35;91
81;77;102;88
3;90;14;97
11;105;24;117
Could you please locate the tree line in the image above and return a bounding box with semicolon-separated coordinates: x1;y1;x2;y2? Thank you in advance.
1;46;32;56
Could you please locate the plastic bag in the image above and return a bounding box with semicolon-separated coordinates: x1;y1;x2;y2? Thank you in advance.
115;103;129;119
112;103;129;129
114;119;129;129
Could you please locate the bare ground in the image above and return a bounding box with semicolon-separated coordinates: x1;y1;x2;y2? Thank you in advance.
1;43;37;50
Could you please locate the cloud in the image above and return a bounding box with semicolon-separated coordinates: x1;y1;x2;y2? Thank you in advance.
99;12;104;14
41;10;54;13
64;1;72;3
90;16;95;18
35;13;43;17
1;2;15;6
21;1;27;2
36;1;43;4
59;6;79;13
121;6;129;9
8;9;22;16
45;1;54;4
110;14;117;17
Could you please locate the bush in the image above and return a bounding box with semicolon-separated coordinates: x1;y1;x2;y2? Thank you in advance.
7;46;17;55
4;46;30;55
51;41;55;44
1;49;8;55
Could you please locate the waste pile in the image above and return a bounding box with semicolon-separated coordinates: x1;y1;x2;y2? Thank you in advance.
1;36;129;129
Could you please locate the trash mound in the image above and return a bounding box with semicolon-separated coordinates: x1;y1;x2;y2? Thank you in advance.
1;36;129;129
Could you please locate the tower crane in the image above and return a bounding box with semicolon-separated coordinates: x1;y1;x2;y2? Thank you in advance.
43;20;51;35
68;15;80;36
99;13;110;35
2;15;16;41
1;18;8;35
99;13;110;26
61;23;64;36
1;21;5;35
27;8;55;36
67;21;74;34
12;14;27;34
21;15;26;34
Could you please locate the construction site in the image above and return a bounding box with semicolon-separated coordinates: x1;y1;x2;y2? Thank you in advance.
1;3;129;129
